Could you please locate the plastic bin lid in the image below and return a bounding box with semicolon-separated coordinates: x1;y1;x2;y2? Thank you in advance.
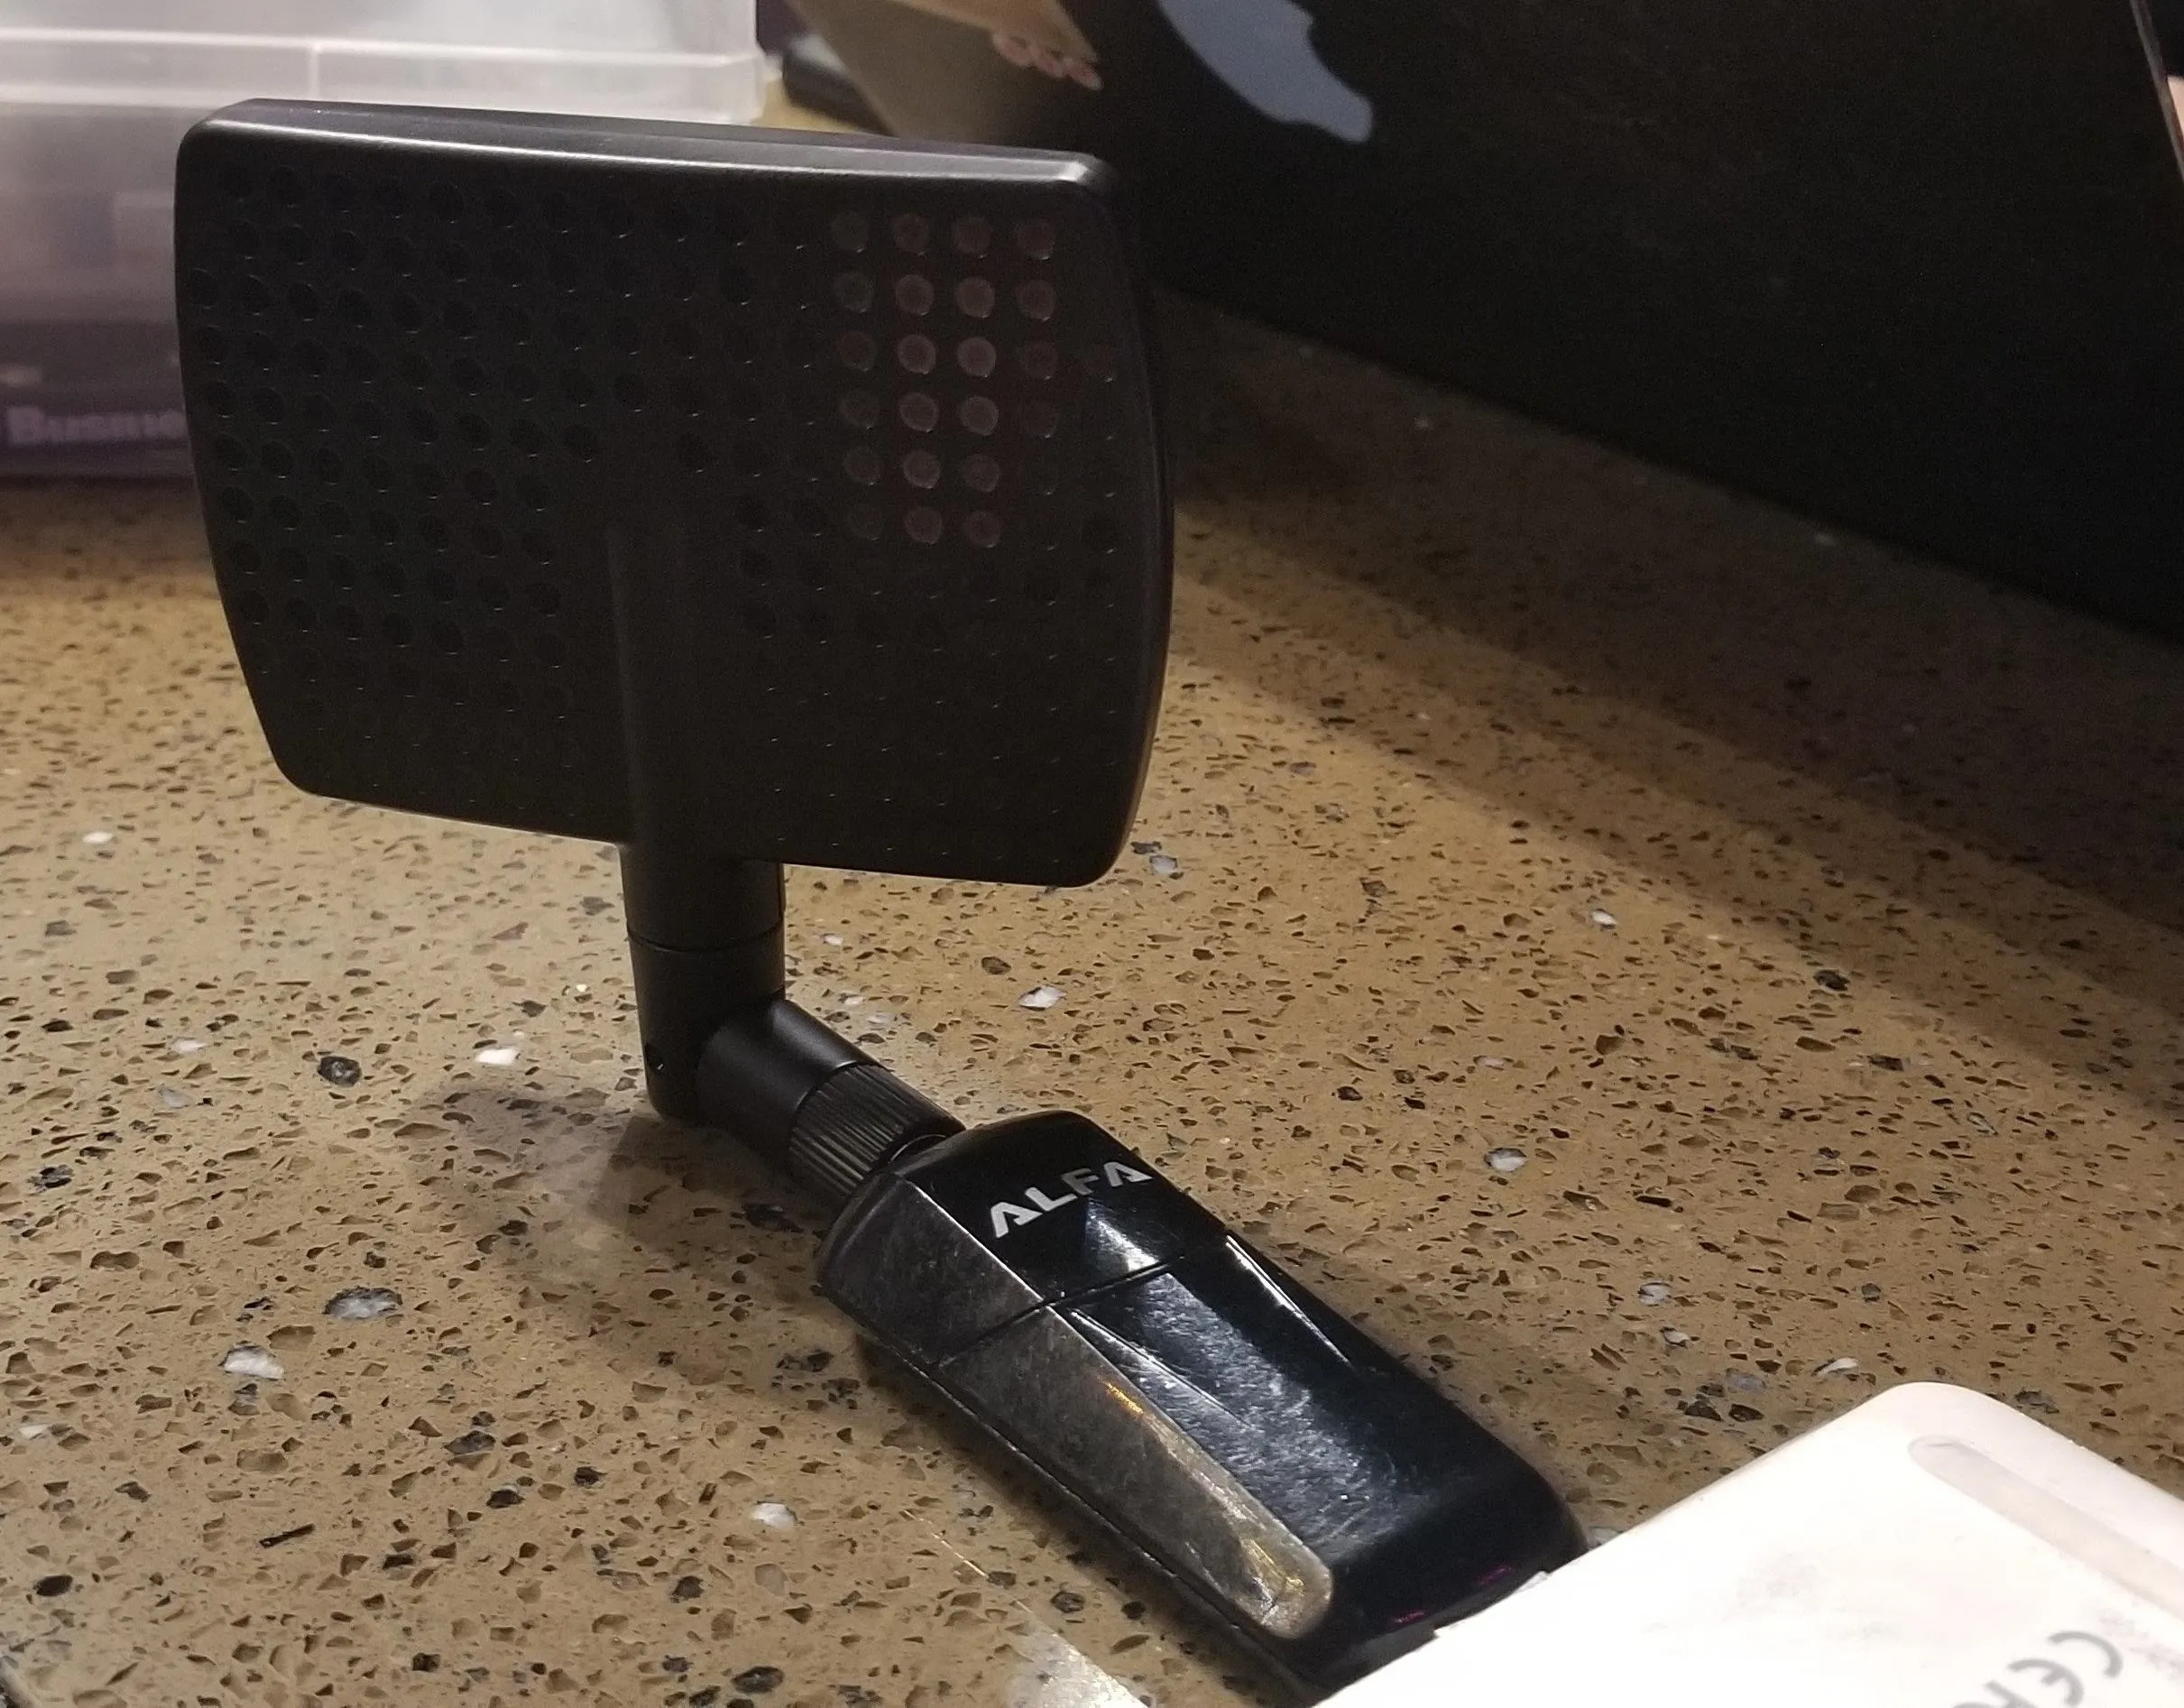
0;2;760;120
0;1;744;52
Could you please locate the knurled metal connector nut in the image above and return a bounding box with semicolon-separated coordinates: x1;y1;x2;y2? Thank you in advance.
788;1063;962;1205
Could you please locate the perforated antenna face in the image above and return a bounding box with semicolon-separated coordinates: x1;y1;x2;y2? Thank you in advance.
176;102;1168;886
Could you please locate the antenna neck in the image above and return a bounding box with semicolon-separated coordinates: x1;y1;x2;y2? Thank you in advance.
620;848;960;1204
621;848;785;1122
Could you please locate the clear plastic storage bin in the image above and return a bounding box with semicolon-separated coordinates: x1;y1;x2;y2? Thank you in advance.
0;2;765;475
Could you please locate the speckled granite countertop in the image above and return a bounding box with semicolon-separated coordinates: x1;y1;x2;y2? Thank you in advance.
5;307;2184;1708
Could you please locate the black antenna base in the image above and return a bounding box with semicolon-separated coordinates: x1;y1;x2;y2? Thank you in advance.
622;847;958;1200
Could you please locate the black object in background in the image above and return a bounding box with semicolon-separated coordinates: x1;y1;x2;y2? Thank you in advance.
756;0;806;52
782;29;891;132
2152;0;2184;68
793;0;2184;640
173;101;1581;1692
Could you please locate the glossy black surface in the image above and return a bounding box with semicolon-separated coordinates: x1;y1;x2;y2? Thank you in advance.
867;1111;1223;1300
945;1302;1339;1648
176;101;1170;884
1063;1241;1583;1679
820;1115;1583;1689
820;1111;1223;1359
820;1162;1046;1364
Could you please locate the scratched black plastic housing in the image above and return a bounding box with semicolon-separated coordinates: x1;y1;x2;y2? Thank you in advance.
174;101;1168;887
820;1112;1586;1689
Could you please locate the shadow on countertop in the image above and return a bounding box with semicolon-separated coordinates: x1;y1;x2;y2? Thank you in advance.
1166;308;2184;1115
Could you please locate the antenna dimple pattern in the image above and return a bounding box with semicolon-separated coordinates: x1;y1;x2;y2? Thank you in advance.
179;120;1162;881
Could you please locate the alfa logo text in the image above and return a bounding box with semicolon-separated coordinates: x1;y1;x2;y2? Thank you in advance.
988;1160;1154;1236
